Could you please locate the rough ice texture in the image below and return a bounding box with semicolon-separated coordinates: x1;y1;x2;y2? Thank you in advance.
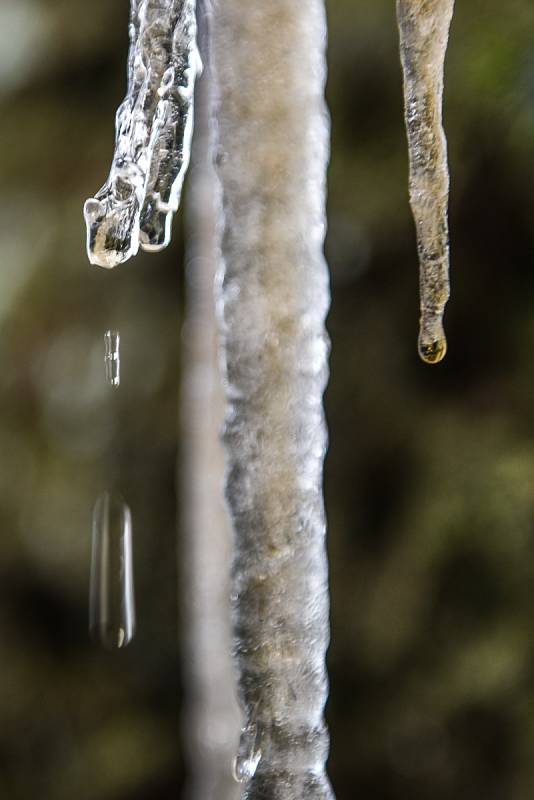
84;0;200;268
181;9;241;799
397;0;455;364
212;3;334;798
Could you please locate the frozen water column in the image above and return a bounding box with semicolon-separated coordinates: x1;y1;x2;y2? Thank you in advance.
212;3;334;799
397;0;455;364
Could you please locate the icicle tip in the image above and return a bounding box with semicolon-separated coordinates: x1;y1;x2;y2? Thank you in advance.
418;329;447;365
83;197;140;269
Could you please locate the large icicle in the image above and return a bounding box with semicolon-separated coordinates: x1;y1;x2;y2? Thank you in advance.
397;0;455;364
212;2;334;799
84;0;200;268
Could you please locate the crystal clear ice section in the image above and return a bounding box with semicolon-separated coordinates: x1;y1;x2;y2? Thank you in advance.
84;0;200;268
233;720;262;783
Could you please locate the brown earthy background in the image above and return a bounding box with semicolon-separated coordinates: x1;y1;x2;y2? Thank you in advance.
0;0;533;797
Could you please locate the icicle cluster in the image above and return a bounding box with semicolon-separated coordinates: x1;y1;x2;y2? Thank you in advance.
397;0;455;364
212;2;334;798
84;0;200;268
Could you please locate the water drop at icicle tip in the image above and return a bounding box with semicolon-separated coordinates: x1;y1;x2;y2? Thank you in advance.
84;191;143;269
233;722;262;783
418;330;447;365
104;330;120;387
89;492;135;650
233;750;262;783
418;312;448;365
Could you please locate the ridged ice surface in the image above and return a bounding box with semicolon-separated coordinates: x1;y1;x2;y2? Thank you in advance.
84;0;200;268
212;2;334;798
397;0;455;364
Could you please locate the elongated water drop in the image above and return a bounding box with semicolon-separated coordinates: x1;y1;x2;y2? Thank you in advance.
397;0;455;364
83;0;200;268
233;721;262;783
89;492;135;650
104;330;120;387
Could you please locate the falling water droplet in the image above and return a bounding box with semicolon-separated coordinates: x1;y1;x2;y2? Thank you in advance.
89;491;136;650
104;330;121;387
396;0;455;365
233;721;262;783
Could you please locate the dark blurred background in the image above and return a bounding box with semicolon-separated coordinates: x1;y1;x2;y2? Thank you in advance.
0;0;533;797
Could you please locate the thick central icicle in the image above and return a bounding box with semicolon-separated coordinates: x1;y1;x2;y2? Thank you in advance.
397;0;455;364
212;2;334;798
84;0;200;268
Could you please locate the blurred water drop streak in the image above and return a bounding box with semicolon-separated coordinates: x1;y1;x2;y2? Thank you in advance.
89;491;135;650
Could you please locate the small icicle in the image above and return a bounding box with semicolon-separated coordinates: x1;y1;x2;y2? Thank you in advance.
233;719;262;784
84;0;200;268
104;330;120;388
396;0;455;364
89;492;136;650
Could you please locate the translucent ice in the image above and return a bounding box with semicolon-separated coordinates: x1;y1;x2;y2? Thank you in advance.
84;0;200;268
212;1;334;797
181;13;242;798
89;492;135;650
233;720;262;783
397;0;455;364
